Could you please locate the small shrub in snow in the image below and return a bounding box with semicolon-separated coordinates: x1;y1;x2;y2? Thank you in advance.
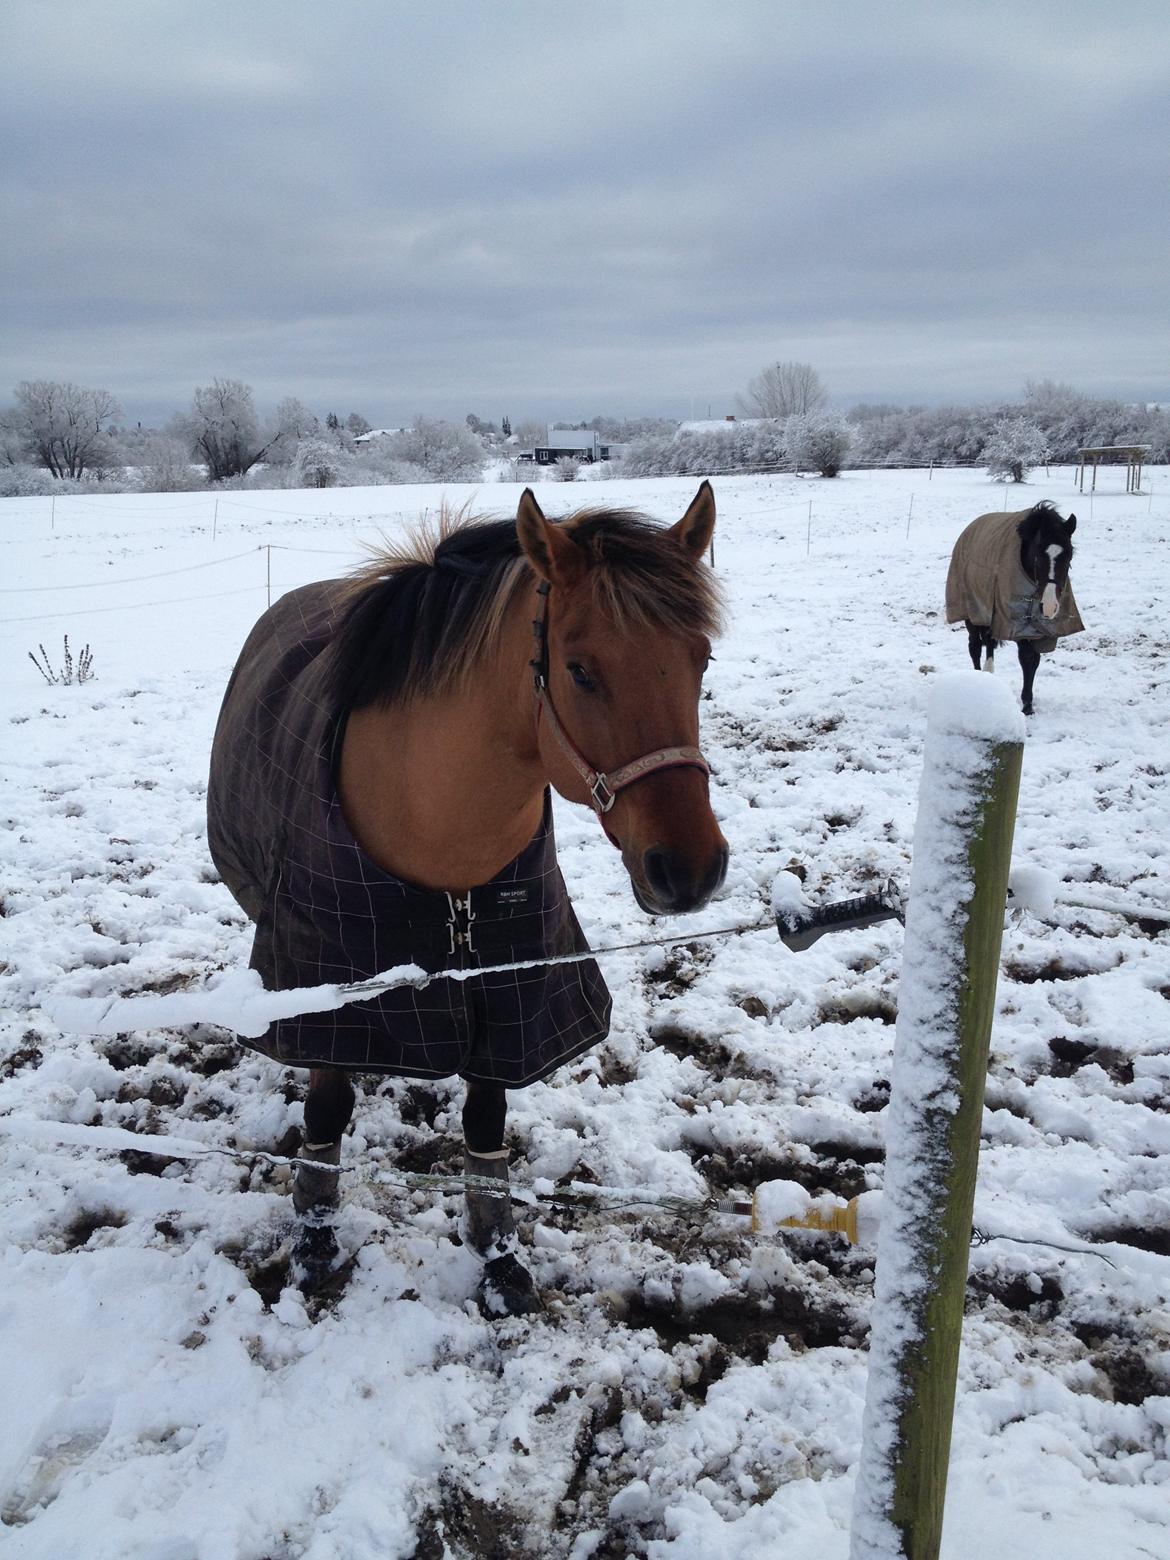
984;417;1050;483
0;463;63;497
553;456;581;481
28;636;95;686
785;411;854;477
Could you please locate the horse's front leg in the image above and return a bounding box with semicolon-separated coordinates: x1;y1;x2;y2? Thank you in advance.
965;622;984;671
1018;640;1041;715
462;1079;540;1317
291;1066;355;1291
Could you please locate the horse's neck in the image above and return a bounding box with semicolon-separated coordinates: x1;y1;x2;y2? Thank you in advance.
336;614;546;894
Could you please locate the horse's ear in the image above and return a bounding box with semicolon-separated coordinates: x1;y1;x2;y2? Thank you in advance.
516;488;585;588
1066;513;1077;535
669;480;716;560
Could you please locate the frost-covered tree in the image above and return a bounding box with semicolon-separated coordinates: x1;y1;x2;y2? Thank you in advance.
10;380;123;479
136;432;206;492
276;397;319;439
345;412;371;435
785;410;853;476
182;379;278;482
294;436;343;488
260;397;321;467
984;417;1050;483
620;420;787;479
513;419;546;449
739;360;827;420
380;418;486;482
0;405;25;466
586;415;678;443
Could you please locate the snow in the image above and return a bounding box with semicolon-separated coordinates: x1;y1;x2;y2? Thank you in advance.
2;466;1169;1557
771;869;807;925
47;962;428;1039
1009;863;1060;917
926;669;1026;744
752;1178;813;1232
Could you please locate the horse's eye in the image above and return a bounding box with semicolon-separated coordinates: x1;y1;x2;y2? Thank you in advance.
567;663;596;692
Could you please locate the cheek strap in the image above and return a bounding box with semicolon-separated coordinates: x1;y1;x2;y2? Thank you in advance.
529;579;709;844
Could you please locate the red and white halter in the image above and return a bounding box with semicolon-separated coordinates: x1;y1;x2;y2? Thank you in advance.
529;581;710;839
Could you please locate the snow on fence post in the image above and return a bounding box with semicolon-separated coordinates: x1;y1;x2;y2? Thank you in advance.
851;672;1025;1560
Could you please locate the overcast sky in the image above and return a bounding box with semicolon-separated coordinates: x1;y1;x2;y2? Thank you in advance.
3;1;1168;427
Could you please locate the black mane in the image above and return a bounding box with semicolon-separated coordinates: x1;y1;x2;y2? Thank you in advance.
327;506;722;715
1017;500;1072;548
327;519;523;714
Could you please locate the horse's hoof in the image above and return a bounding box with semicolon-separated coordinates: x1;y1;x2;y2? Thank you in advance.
291;1221;342;1295
480;1253;543;1318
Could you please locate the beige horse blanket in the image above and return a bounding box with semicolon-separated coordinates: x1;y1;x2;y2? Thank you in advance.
946;508;1084;651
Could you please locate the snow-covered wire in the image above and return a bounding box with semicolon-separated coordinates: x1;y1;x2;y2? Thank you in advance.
0;548;262;594
2;583;267;625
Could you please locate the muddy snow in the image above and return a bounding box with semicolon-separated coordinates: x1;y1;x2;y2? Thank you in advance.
1;467;1168;1558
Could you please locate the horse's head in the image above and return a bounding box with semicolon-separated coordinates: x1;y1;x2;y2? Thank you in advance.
516;483;728;915
1019;503;1076;620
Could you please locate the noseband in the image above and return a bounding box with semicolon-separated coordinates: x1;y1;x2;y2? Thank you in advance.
529;581;710;835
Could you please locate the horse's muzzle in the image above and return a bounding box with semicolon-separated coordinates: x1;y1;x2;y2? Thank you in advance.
636;843;729;915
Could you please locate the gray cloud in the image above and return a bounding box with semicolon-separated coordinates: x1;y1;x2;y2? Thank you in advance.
2;1;1168;425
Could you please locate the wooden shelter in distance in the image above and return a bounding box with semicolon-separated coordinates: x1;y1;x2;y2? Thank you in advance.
1076;444;1150;493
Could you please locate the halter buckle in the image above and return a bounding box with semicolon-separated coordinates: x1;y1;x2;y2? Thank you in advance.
590;773;616;813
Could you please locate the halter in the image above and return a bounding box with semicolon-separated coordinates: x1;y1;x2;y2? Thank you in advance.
529;580;710;835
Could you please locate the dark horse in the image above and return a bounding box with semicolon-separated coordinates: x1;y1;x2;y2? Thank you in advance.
207;485;726;1313
945;500;1084;714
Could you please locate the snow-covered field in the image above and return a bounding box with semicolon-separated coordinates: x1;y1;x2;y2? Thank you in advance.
2;466;1168;1560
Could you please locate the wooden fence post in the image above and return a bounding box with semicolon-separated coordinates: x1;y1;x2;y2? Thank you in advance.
851;673;1024;1560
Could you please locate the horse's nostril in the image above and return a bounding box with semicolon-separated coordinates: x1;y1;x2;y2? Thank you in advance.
712;844;729;895
643;848;678;905
643;845;728;912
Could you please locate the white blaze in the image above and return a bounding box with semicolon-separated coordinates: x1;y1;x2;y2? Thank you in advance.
1042;543;1061;618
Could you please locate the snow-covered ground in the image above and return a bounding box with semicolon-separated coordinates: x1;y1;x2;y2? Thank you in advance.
1;467;1168;1559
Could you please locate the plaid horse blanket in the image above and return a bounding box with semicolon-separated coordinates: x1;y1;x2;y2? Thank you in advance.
946;508;1084;651
206;582;611;1084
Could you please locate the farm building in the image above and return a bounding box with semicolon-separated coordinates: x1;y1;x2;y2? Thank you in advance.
533;429;616;464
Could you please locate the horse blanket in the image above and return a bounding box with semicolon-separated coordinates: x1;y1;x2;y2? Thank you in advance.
946;508;1084;652
206;581;612;1084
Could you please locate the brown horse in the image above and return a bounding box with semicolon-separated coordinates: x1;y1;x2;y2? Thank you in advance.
207;484;726;1313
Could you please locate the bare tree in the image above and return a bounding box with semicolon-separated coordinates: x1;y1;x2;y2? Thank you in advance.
513;418;546;449
183;379;278;482
739;361;827;421
11;380;122;479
